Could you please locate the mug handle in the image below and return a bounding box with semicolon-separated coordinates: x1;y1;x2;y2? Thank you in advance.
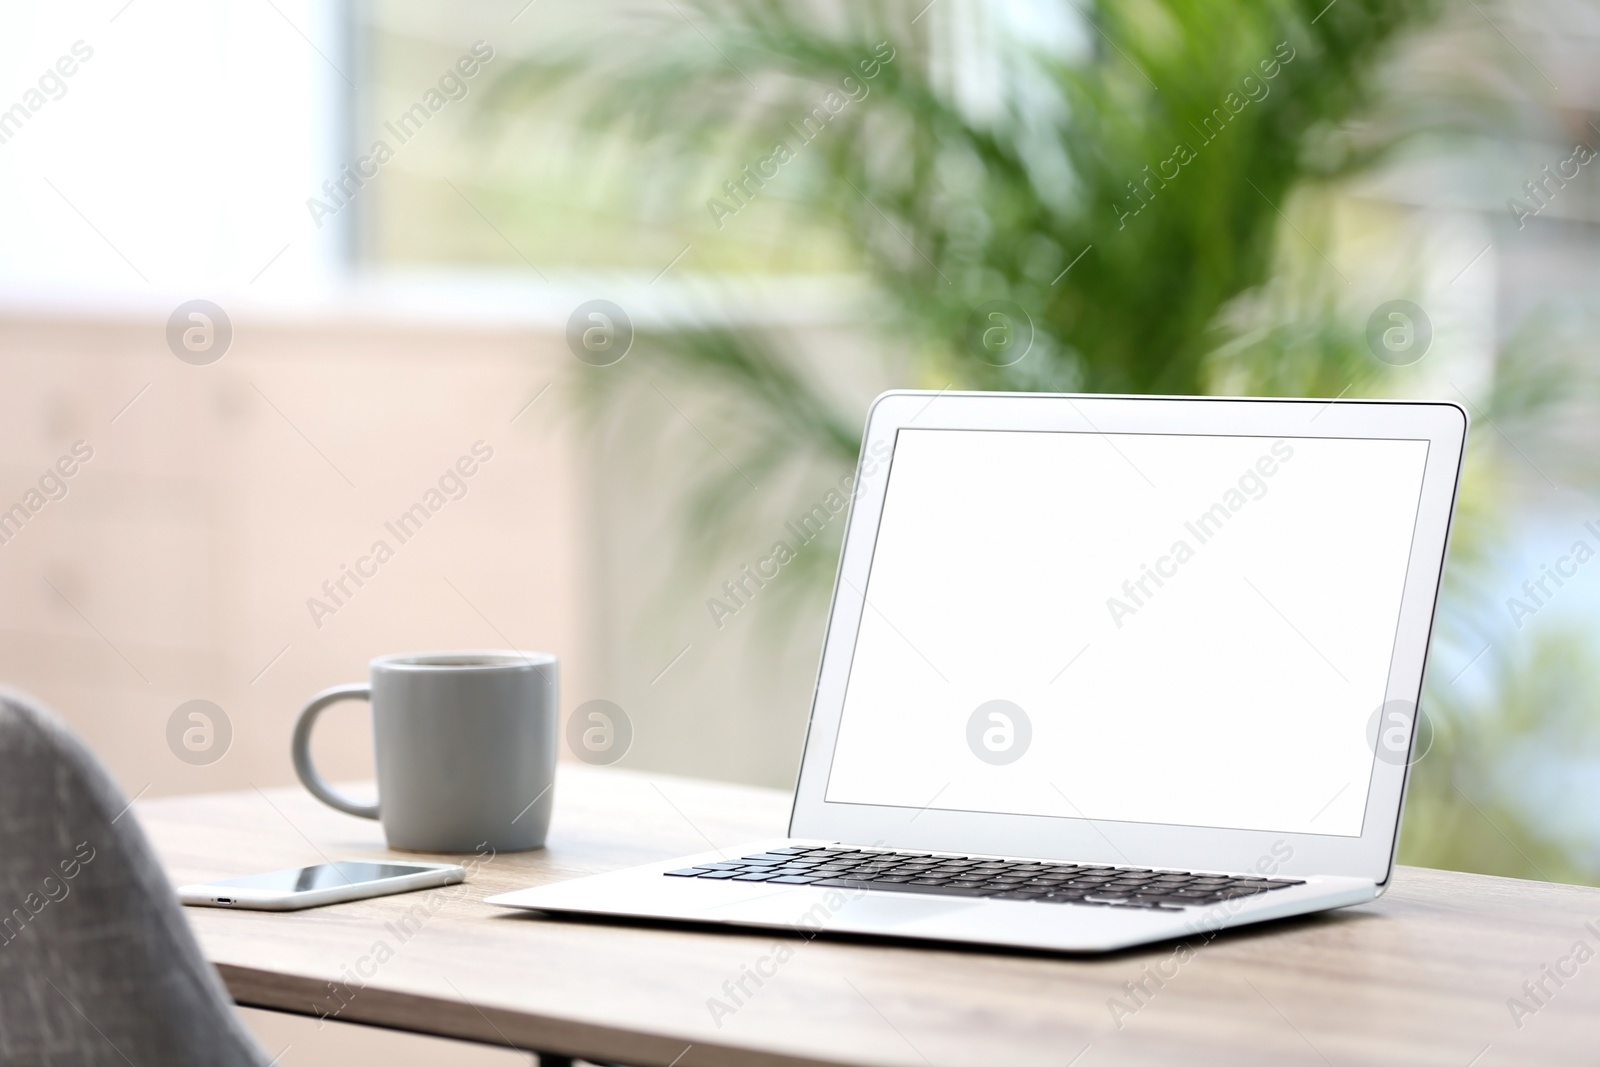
291;684;380;820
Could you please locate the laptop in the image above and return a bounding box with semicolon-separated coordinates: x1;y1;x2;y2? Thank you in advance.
488;391;1467;953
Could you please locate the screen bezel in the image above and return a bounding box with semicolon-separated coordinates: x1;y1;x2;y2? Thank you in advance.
788;391;1467;885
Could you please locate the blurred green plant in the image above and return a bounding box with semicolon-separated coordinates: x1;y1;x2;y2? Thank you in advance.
497;0;1600;884
499;0;1453;569
1406;627;1600;885
501;0;1460;389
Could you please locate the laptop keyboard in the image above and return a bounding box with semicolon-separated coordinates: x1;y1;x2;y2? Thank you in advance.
665;845;1304;910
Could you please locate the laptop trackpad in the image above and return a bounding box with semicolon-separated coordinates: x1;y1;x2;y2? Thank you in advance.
830;894;982;927
718;889;983;930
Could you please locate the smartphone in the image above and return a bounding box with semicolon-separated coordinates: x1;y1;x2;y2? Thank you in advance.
178;860;465;911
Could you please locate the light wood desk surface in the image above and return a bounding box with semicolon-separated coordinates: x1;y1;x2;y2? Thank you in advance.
140;765;1600;1066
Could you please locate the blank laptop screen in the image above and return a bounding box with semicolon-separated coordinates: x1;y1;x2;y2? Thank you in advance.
824;427;1430;838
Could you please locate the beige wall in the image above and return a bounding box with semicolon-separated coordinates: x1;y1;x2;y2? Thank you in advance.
0;308;587;801
0;303;892;803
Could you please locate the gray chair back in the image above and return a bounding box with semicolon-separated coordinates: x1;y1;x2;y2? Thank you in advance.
0;689;268;1066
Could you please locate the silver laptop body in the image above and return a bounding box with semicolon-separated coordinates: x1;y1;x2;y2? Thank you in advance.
489;391;1467;953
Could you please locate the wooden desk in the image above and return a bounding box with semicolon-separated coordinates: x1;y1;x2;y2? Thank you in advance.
141;765;1600;1066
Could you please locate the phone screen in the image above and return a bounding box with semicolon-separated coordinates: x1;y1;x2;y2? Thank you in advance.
212;862;435;892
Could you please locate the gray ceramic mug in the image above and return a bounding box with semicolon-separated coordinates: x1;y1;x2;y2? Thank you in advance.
292;651;558;853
